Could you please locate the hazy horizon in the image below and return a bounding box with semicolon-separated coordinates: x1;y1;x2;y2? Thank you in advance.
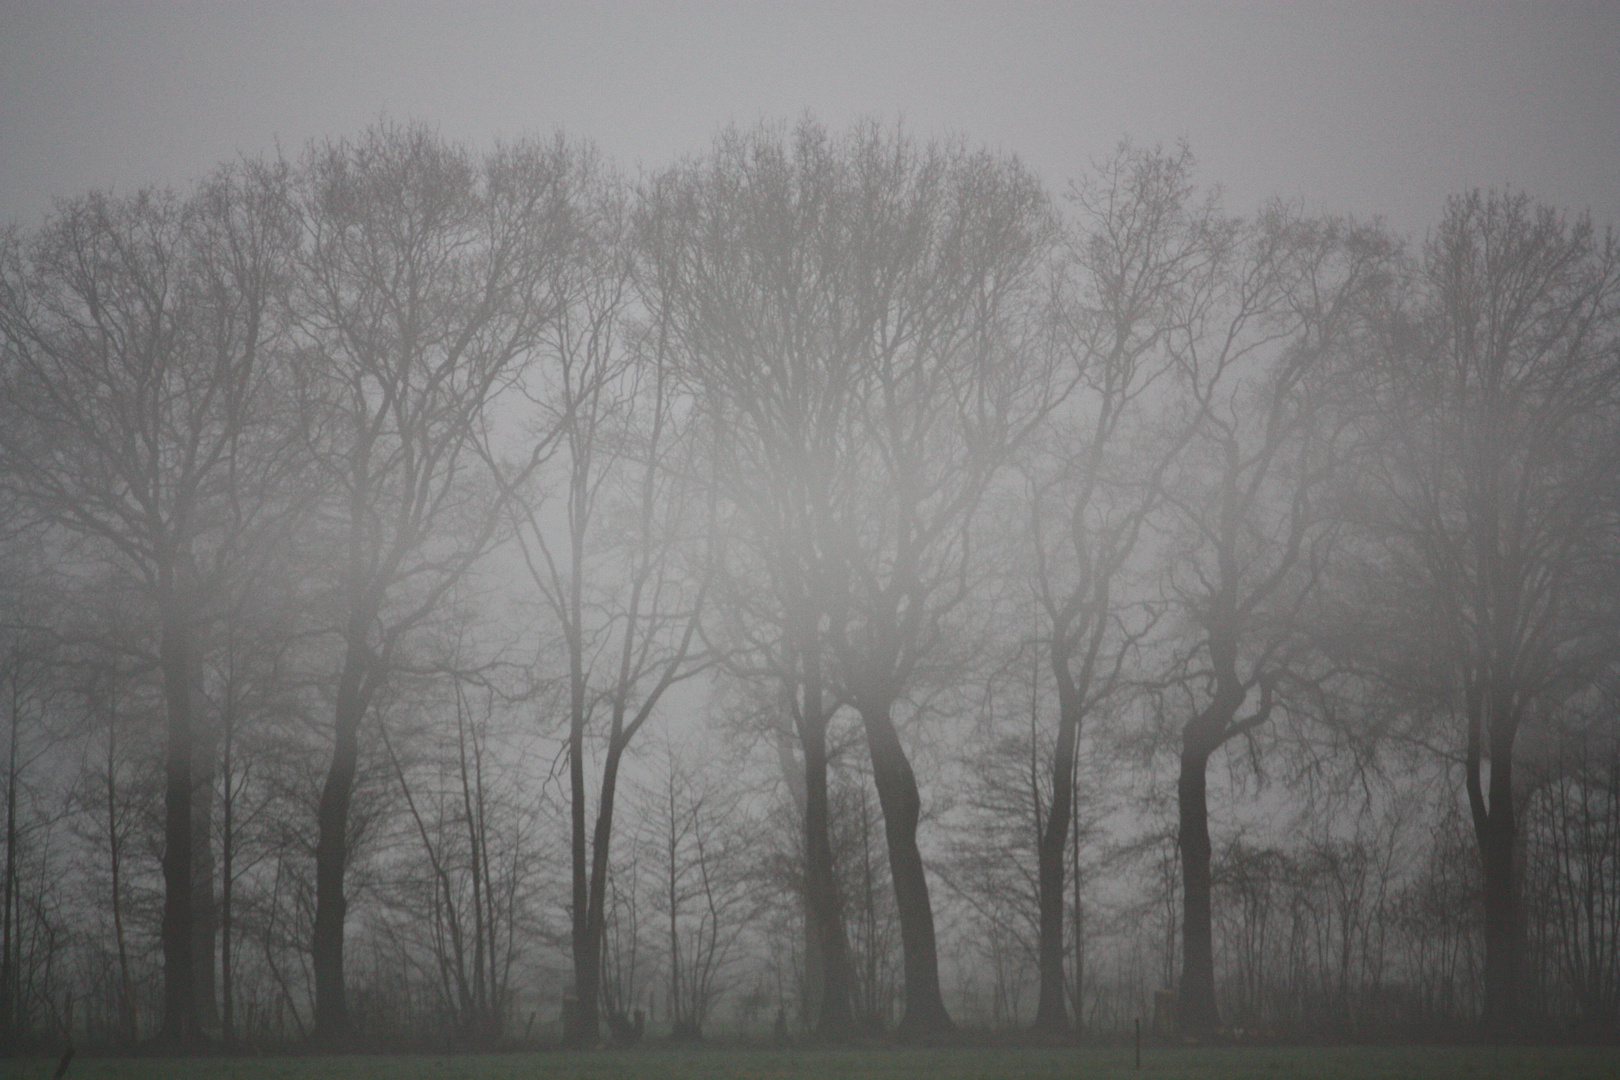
4;3;1618;236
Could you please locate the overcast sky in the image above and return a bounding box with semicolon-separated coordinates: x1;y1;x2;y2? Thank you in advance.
2;2;1617;237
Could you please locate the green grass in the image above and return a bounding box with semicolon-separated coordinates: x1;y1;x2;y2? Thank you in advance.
3;1046;1616;1080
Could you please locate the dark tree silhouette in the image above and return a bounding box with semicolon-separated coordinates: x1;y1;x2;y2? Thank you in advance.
0;165;295;1042
1157;207;1392;1035
646;119;1059;1037
1364;191;1619;1034
1026;144;1212;1035
288;122;577;1040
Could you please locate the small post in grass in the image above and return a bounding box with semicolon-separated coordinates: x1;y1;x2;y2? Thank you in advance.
1134;1017;1141;1069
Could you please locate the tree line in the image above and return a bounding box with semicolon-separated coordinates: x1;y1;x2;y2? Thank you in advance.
0;118;1616;1050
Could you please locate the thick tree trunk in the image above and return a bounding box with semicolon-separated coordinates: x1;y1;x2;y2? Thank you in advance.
312;637;370;1041
1033;700;1079;1035
800;706;853;1038
858;704;951;1036
1177;741;1218;1036
1479;795;1521;1034
158;594;196;1043
774;726;822;1029
567;929;601;1048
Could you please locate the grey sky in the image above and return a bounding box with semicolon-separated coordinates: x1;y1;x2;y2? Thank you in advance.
2;2;1616;236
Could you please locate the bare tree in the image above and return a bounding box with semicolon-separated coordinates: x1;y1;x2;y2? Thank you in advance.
1363;191;1620;1032
640;738;754;1041
375;648;539;1043
634;122;860;1036
0;631;54;1043
0;164;296;1041
646;118;1058;1036
821;130;1058;1038
1153;205;1393;1034
65;633;151;1046
287;122;578;1039
1523;719;1620;1030
512;161;709;1046
1023;143;1218;1034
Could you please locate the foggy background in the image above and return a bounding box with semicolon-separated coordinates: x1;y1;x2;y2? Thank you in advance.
2;0;1618;1055
4;3;1618;236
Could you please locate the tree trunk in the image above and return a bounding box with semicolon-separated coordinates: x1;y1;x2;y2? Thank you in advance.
158;593;196;1043
1177;741;1218;1035
564;645;596;1047
190;690;219;1036
1033;693;1079;1035
1470;714;1522;1037
858;704;951;1036
666;768;682;1033
773;725;822;1030
575;739;627;1047
2;668;20;1042
312;637;370;1041
220;715;237;1046
1070;794;1084;1032
105;689;137;1044
800;705;853;1038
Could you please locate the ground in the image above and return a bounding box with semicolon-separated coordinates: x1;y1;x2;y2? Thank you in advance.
1;1046;1617;1080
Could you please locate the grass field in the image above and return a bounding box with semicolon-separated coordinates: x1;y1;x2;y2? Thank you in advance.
3;1046;1617;1080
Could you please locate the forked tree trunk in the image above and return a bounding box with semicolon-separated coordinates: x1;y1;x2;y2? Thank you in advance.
1177;742;1218;1035
858;704;951;1036
570;740;626;1047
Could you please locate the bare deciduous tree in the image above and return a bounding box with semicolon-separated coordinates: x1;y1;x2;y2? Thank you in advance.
1155;205;1392;1034
0;164;296;1041
640;738;754;1041
512;162;710;1046
647;118;1058;1037
1025;143;1215;1034
1364;190;1620;1033
288;122;578;1039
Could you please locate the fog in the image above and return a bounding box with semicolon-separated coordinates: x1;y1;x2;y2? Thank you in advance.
1;3;1617;1056
5;4;1619;235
